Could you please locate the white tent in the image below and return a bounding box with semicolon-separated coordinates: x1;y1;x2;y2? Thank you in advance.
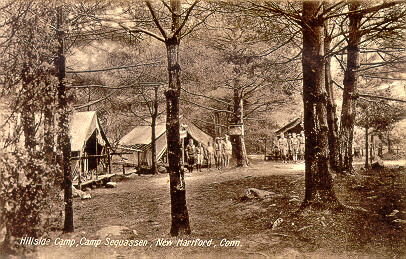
1;111;110;172
118;117;213;167
118;123;167;166
70;111;107;154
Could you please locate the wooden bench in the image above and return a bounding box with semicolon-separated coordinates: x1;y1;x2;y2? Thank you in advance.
119;162;139;175
265;154;281;161
73;173;115;190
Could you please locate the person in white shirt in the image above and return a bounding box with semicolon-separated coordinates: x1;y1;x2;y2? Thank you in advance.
196;142;204;172
224;135;232;167
206;141;214;170
291;133;300;162
278;134;288;163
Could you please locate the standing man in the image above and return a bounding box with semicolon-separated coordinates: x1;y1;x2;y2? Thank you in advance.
225;135;232;168
278;134;288;163
196;142;204;172
291;133;300;163
299;131;305;160
287;133;292;162
185;139;196;173
206;141;214;170
214;138;221;170
221;137;227;168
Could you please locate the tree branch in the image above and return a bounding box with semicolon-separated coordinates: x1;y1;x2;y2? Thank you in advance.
180;98;232;114
332;80;406;103
66;62;162;74
173;0;198;37
73;91;117;110
130;28;166;42
181;87;232;105
145;0;168;40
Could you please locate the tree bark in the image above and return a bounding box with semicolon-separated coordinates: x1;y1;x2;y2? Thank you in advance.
299;1;341;211
370;134;374;164
232;87;249;167
365;126;369;168
166;0;190;237
56;6;73;233
387;132;392;153
339;1;362;173
324;15;339;173
21;62;36;152
151;87;158;174
43;77;56;164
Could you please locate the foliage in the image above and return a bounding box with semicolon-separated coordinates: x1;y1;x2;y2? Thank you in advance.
0;149;60;253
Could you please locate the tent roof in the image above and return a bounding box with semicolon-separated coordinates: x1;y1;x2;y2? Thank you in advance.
70;111;109;152
118;123;166;147
118;118;213;148
1;111;109;152
181;117;213;147
275;117;303;135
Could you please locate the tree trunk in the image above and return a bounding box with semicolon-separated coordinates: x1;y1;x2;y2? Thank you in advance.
324;16;339;173
21;62;36;152
387;131;392;153
339;1;362;173
56;6;73;233
166;0;190;237
300;1;341;211
232;87;249;167
151;87;158;174
370;134;374;164
365;126;369;168
43;77;55;164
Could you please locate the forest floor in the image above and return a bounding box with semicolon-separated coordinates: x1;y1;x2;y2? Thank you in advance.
26;157;406;258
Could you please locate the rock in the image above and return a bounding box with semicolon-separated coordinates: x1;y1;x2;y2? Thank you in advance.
289;197;301;203
372;160;384;170
272;218;283;230
81;193;92;199
387;210;399;217
96;226;134;239
0;226;6;243
72;186;85;198
158;166;167;174
244;188;276;200
105;182;118;188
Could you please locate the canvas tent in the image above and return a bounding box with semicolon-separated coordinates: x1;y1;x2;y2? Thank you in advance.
275;117;303;136
118;117;213;167
1;110;111;174
118;123;167;167
69;111;111;173
181;117;213;148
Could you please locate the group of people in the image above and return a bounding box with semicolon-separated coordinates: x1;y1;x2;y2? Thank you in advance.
274;131;305;163
185;135;232;173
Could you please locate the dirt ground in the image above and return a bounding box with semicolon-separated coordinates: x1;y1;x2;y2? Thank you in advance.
25;157;406;258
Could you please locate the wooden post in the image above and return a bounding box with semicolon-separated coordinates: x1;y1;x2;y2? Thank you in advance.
264;138;267;161
79;161;82;190
137;152;141;173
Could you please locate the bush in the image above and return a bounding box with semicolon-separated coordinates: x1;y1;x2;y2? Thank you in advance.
0;149;60;253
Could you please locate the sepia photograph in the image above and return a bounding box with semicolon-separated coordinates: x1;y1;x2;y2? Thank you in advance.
0;0;405;258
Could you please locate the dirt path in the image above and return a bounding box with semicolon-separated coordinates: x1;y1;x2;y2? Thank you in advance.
34;159;405;258
153;160;305;187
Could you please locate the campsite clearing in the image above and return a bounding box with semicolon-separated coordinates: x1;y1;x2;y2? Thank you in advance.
34;157;405;258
